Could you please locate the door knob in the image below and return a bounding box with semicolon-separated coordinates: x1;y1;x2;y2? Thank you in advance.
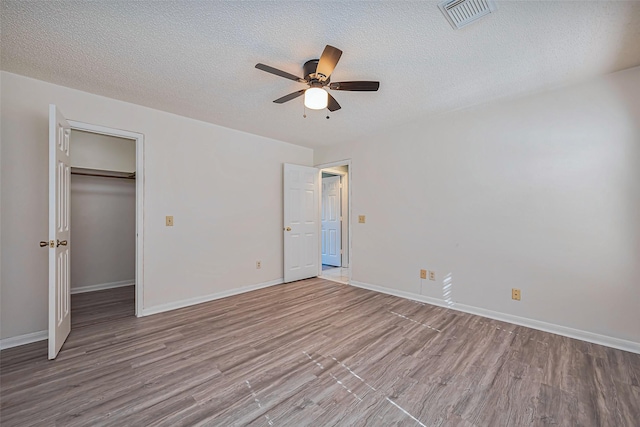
40;241;48;247
57;239;68;247
285;227;291;231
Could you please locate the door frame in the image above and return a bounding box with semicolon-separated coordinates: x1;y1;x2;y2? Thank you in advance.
315;160;352;282
67;120;145;317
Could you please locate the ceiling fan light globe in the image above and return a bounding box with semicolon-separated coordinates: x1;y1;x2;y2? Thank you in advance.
304;88;328;110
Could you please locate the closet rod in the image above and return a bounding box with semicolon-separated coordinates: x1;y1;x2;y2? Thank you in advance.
70;169;135;180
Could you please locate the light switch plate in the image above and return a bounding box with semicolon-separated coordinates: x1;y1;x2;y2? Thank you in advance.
358;215;366;223
166;216;174;226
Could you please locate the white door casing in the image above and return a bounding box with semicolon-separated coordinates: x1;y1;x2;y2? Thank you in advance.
49;104;72;359
284;163;320;283
321;175;341;267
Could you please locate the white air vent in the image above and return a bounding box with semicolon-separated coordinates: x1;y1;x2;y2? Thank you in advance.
438;0;497;30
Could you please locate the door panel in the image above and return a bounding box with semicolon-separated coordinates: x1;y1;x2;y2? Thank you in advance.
284;164;319;283
321;175;341;266
49;104;71;359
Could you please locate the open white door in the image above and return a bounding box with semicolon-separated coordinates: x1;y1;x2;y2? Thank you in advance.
284;163;320;283
48;104;72;359
321;175;341;267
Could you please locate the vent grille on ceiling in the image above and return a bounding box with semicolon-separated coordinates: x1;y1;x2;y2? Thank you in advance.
438;0;497;29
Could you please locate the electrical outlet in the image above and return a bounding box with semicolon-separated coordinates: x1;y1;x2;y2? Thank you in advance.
429;271;436;281
420;269;427;279
166;216;174;226
512;288;521;301
256;261;261;269
358;215;366;224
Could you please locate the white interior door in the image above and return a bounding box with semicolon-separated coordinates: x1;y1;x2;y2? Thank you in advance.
48;104;72;359
321;175;341;267
284;163;320;283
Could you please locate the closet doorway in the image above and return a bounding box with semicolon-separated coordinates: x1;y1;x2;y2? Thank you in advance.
317;161;351;284
67;121;144;320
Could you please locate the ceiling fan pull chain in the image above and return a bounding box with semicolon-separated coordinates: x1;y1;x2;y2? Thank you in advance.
303;104;307;119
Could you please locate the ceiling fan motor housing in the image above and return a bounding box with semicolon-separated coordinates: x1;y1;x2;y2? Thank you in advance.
303;59;329;85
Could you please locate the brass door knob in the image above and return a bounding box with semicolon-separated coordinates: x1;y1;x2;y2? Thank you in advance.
57;239;68;247
40;241;48;247
285;227;291;231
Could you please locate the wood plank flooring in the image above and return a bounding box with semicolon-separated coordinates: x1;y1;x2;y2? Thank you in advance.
1;279;639;426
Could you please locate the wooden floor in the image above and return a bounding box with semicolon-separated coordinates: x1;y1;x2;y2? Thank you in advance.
1;279;639;426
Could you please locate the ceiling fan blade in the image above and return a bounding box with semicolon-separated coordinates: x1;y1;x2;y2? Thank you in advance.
273;89;305;104
255;63;304;82
327;93;341;112
316;45;342;81
329;81;380;91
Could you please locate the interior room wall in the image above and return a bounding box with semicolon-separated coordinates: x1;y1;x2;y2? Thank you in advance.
70;130;136;172
70;174;136;292
0;71;313;341
314;66;640;347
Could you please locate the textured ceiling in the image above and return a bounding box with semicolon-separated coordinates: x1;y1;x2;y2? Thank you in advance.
2;1;640;149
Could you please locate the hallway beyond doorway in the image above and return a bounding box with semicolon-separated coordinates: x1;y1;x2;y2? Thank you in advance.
321;264;349;284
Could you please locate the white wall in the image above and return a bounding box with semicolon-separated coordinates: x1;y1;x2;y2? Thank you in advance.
315;66;640;346
70;175;136;291
70;130;136;172
0;71;312;340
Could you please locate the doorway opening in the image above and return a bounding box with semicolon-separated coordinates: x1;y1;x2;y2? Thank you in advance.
67;121;144;319
318;161;351;284
68;129;137;327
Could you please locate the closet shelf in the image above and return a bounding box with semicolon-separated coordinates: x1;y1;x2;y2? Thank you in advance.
71;167;136;180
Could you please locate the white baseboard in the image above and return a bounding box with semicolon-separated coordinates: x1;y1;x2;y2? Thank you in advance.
141;278;285;317
71;280;135;294
0;330;47;350
350;280;640;354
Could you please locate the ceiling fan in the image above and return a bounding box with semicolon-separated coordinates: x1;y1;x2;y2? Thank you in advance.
255;45;380;112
